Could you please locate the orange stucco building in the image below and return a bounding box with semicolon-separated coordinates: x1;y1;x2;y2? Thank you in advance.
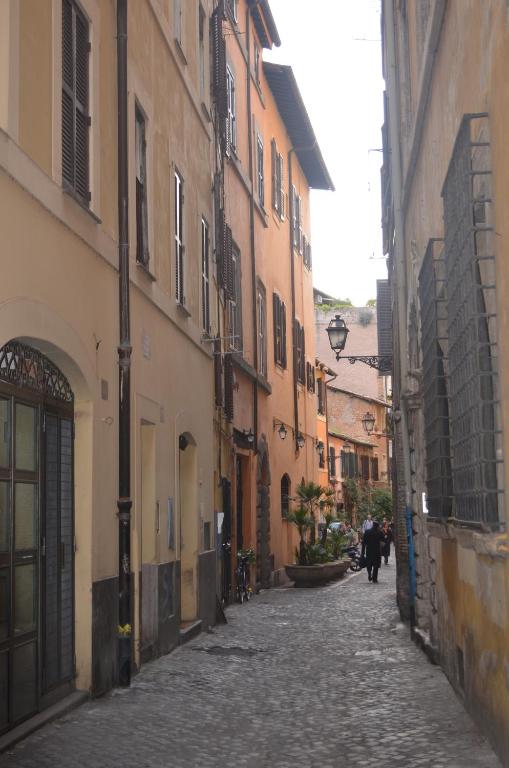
212;0;334;595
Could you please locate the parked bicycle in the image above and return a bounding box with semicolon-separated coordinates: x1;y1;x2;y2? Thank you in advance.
236;548;255;604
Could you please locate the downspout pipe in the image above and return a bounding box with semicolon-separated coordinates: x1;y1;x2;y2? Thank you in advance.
384;0;416;622
116;0;133;685
246;9;258;454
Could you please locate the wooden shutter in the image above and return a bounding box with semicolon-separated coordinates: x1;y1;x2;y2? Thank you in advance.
361;455;370;481
211;2;227;120
273;292;279;364
300;326;306;383
62;0;90;203
271;139;277;211
329;447;336;477
224;353;234;421
224;224;234;299
278;154;285;218
214;338;223;407
371;457;379;481
376;279;392;364
216;206;225;288
281;302;287;368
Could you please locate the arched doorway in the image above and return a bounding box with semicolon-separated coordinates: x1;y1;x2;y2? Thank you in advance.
178;432;198;623
256;437;271;588
0;341;75;734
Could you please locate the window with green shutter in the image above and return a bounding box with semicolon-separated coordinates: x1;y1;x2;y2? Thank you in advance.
62;0;90;205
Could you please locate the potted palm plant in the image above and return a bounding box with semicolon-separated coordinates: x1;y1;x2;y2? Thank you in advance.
284;482;351;587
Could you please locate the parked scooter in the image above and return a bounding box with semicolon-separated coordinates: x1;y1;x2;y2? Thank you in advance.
343;545;362;572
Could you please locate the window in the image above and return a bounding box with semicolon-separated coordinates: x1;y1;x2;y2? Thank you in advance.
256;135;264;207
199;5;206;98
292;187;303;253
370;457;379;482
306;362;315;393
317;378;325;415
62;0;90;205
360;455;370;481
318;443;325;469
271;141;285;218
135;106;149;266
226;0;238;22
174;0;182;44
273;293;287;368
226;66;236;153
254;43;261;83
303;237;312;270
201;218;210;332
341;451;358;479
228;245;242;351
281;474;291;518
174;170;184;304
329;447;336;478
257;283;267;378
294;320;305;384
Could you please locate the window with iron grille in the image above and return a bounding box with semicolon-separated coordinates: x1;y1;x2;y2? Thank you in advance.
174;170;184;304
329;447;336;478
62;0;90;205
418;238;452;519
257;135;265;207
201;218;210;333
228;244;242;351
441;114;502;526
273;293;287;368
271;141;285;218
317;378;325;415
135;106;149;266
281;474;291;518
370;457;379;482
294;320;305;384
226;66;236;154
360;455;370;481
257;282;267;378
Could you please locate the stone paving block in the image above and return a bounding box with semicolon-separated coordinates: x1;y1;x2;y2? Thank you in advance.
1;566;502;767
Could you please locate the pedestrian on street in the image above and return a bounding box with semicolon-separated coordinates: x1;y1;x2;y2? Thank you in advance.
381;518;393;565
362;513;373;533
362;520;384;583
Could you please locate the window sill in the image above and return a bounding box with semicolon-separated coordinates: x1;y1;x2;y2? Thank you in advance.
427;518;508;558
63;185;101;224
176;300;191;318
136;261;156;281
174;38;187;66
257;373;272;395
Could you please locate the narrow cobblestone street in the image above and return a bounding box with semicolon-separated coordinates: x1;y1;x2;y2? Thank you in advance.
3;567;500;768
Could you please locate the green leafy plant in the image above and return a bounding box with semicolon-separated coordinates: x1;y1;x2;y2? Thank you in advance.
287;505;313;565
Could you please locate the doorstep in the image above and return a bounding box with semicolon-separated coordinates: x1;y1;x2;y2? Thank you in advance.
179;619;202;645
0;690;89;754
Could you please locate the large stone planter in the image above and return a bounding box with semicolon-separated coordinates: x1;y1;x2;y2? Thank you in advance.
284;559;350;588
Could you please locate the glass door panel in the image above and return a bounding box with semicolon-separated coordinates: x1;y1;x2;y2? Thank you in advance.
15;404;36;472
15;484;37;550
0;651;8;728
14;563;36;635
0;568;8;640
0;400;10;468
0;482;10;554
12;642;37;721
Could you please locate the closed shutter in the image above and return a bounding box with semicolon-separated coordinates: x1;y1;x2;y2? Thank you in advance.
216;207;226;289
271;139;277;211
224;353;234;421
214;338;223;407
224;224;234;299
281;302;287;368
300;327;306;383
278;154;285;218
361;455;370;481
376;279;392;366
211;2;227;121
371;457;379;481
341;451;347;478
329;447;336;477
273;292;280;364
62;0;90;204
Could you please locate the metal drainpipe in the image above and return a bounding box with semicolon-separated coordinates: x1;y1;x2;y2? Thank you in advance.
245;9;258;453
384;0;416;623
116;0;133;685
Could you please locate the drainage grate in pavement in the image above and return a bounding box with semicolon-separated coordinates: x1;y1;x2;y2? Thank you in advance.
192;645;263;658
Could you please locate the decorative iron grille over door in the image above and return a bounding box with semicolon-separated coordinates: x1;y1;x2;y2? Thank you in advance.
0;341;74;734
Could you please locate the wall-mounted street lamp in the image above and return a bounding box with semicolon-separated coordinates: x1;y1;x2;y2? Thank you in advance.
296;432;305;450
325;314;392;372
342;440;352;453
242;428;255;445
361;411;376;436
273;419;288;440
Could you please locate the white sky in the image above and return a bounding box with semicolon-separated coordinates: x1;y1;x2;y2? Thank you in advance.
265;0;387;306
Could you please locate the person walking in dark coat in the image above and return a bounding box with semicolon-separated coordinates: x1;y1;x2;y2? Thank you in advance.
362;521;384;583
381;518;393;565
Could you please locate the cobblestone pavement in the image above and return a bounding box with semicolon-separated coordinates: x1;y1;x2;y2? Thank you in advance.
3;565;501;768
